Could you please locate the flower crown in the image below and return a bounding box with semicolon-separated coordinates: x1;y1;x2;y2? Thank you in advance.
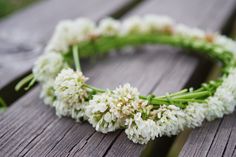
16;15;236;144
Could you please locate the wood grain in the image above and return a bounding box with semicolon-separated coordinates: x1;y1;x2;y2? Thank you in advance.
179;112;236;157
0;0;236;157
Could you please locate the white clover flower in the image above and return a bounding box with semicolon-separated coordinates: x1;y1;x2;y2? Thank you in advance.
97;17;121;36
46;20;77;53
144;14;174;33
74;18;96;40
54;68;89;120
33;52;65;82
53;100;88;122
184;103;206;128
86;92;121;133
40;80;55;106
71;102;88;121
46;18;95;53
53;100;72;117
214;88;235;115
174;24;191;36
110;83;147;119
214;35;236;56
155;105;186;137
205;77;236;121
222;69;236;97
175;24;205;39
121;16;145;35
125;112;159;144
54;68;88;105
205;96;225;121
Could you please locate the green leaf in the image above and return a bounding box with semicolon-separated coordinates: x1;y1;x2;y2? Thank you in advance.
0;97;7;112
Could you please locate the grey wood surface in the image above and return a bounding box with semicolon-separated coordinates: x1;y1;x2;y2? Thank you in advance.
179;111;236;157
0;0;236;157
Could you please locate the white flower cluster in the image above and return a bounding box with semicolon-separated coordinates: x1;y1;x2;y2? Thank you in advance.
175;24;205;39
97;18;121;36
156;105;186;136
33;52;66;106
143;15;173;33
32;15;236;144
125;112;159;144
111;84;147;118
125;105;185;144
86;91;121;133
86;84;148;133
53;68;89;121
33;52;65;82
40;80;55;105
214;35;236;57
204;69;236;121
122;69;236;144
184;102;206;128
46;18;96;53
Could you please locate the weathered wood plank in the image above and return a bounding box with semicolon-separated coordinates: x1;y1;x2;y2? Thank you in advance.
0;0;138;105
223;116;236;157
0;0;236;157
179;112;236;157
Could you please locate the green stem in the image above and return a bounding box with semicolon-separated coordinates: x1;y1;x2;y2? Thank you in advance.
15;73;34;91
171;91;210;99
149;97;206;104
157;89;188;98
0;96;7;112
84;84;105;93
73;45;81;71
0;96;7;108
24;77;36;90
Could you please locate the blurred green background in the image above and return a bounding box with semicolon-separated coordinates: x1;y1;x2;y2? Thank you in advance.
0;0;37;17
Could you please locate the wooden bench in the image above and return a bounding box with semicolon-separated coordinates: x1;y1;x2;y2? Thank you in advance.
0;0;236;156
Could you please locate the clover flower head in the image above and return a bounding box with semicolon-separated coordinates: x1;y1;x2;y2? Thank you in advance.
54;68;89;106
110;83;147;119
155;105;186;137
53;100;71;117
70;102;88;121
205;96;225;121
86;91;121;133
53;68;89;120
214;35;236;56
222;69;236;97
40;80;55;106
205;77;236;121
125;112;159;144
121;16;145;35
214;87;235;114
46;18;95;53
144;14;174;33
33;52;65;82
97;17;121;36
175;24;205;39
74;18;96;40
53;100;88;121
46;20;76;53
184;102;206;128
